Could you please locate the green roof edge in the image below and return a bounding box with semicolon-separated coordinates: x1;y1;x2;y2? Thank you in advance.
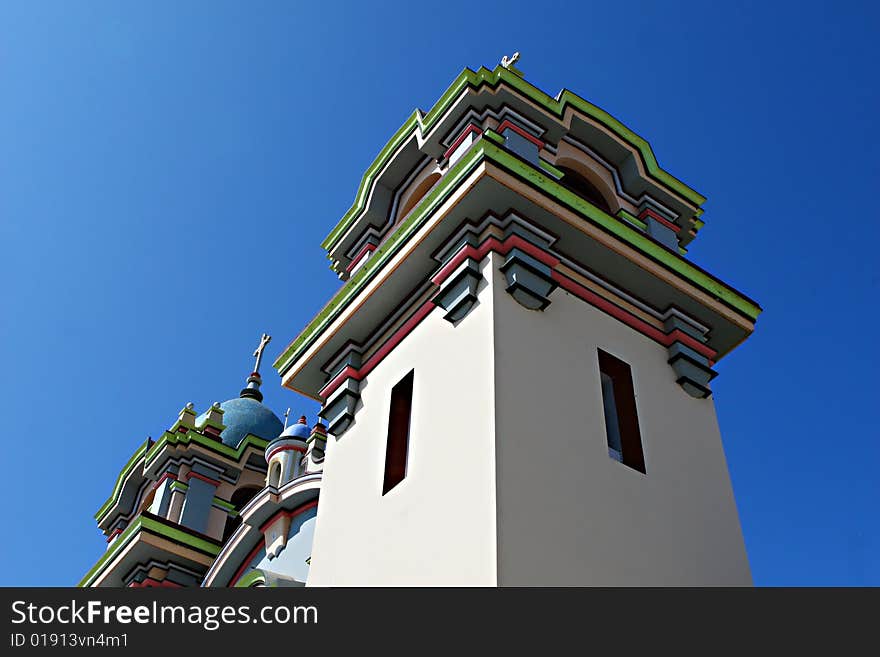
78;515;221;587
274;139;759;377
93;440;151;521
234;569;272;588
320;65;706;254
94;432;269;524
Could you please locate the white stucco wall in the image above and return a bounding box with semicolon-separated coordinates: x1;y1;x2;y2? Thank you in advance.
306;257;498;586
306;252;750;586
252;507;318;583
491;259;752;586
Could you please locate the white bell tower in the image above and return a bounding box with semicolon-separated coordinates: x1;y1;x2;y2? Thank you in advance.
274;61;760;586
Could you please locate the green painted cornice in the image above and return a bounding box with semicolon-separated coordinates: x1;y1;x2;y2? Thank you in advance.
616;208;648;231
95;431;269;525
320;66;705;255
276;134;488;376
483;128;505;145
169;480;189;493
234;569;271;588
537;157;564;179
212;497;238;514
78;514;221;587
307;430;327;444
93;439;150;522
275;138;760;378
143;430;269;471
497;142;758;316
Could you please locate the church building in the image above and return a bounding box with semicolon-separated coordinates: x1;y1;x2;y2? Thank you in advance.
81;56;761;587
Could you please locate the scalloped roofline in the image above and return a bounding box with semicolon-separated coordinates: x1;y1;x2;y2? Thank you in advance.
320;65;706;254
94;431;270;525
274;138;759;379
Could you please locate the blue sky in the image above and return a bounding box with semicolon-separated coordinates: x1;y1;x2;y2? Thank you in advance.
0;1;877;586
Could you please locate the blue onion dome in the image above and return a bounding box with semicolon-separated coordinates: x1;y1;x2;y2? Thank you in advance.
197;396;283;448
195;334;284;448
278;415;311;440
265;415;310;464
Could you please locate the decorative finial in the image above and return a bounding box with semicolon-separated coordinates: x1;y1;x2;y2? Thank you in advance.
177;403;197;430
283;408;291;429
253;333;272;375
500;51;520;69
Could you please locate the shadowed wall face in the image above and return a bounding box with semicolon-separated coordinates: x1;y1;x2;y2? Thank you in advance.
492;259;751;586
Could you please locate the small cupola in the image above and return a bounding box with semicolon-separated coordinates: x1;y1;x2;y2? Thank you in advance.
265;415;310;488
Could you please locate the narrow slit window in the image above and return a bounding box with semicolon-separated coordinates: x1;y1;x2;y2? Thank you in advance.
268;462;281;488
598;349;646;473
383;370;414;494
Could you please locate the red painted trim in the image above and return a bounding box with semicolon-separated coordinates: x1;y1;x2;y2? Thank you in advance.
230;537;266;588
552;271;715;359
183;471;221;487
496;120;545;150
203;424;222;438
443;124;483;160
554;271;667;346
431;233;558;286
666;328;715;363
361;302;434;379
320;234;552;402
319;234;716;401
129;577;182;588
153;472;178;490
266;444;307;462
229;500;318;587
259;500;319;534
106;528;122;543
345;243;377;274
321;365;359;396
319;223;721;401
639;208;679;233
318;301;435;399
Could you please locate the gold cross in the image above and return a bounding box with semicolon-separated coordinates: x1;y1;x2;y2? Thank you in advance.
253;333;271;374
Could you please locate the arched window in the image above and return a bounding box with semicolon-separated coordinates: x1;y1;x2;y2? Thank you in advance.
138;487;157;515
397;173;441;224
231;485;261;509
222;486;262;543
268;462;281;488
557;166;612;214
